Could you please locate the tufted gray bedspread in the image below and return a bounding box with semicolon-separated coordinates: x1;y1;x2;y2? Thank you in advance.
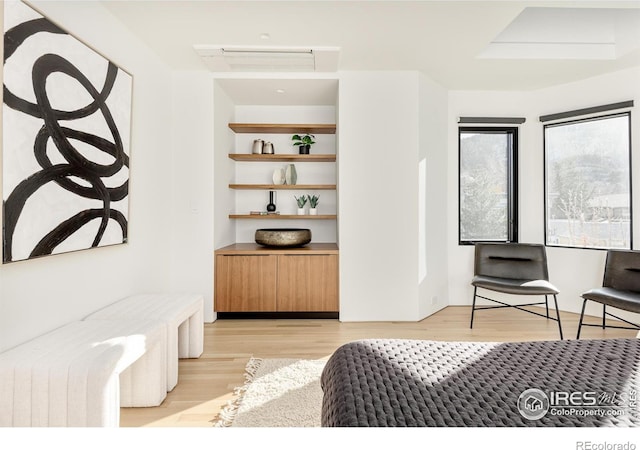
320;338;640;427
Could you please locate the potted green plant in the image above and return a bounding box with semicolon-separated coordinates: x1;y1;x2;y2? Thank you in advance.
295;195;308;215
308;194;320;215
291;134;315;154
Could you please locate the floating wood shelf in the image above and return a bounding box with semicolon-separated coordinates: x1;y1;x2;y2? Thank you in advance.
228;154;336;162
229;214;337;220
228;123;336;134
229;184;336;190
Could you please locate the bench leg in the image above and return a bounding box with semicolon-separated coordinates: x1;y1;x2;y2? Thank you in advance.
576;298;588;339
553;294;563;340
470;286;478;329
178;307;204;359
602;304;606;329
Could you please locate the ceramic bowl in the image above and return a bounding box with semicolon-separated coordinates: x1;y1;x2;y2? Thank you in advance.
255;228;311;247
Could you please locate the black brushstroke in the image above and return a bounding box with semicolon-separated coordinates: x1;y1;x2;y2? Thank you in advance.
3;164;111;262
30;208;127;258
3;18;118;121
2;9;129;263
33;126;129;201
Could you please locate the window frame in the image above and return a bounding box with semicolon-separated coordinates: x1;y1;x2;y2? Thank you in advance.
543;111;633;250
458;126;519;246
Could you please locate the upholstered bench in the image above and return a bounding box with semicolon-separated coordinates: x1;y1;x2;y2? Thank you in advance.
0;319;167;427
84;293;204;391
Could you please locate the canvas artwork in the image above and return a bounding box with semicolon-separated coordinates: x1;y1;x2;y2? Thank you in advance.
2;1;132;263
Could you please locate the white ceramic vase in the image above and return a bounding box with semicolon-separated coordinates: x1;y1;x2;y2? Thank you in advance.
297;207;306;215
272;168;285;185
285;164;297;185
309;207;318;215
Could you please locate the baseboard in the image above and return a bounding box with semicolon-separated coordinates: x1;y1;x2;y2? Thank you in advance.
216;311;339;320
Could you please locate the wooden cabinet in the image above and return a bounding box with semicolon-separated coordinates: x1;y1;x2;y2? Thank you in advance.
215;254;277;312
277;254;338;311
215;244;339;313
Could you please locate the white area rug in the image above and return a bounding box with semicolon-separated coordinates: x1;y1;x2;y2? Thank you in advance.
215;358;327;427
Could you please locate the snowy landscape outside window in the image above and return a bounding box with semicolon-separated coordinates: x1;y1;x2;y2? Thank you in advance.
459;127;518;244
544;113;632;249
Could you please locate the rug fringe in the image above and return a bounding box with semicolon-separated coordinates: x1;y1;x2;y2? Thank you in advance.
213;357;263;427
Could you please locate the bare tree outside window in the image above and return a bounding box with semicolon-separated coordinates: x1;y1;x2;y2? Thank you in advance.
545;113;631;249
459;128;517;244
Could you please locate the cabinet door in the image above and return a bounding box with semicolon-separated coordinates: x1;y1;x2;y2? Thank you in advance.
277;255;339;312
215;255;277;312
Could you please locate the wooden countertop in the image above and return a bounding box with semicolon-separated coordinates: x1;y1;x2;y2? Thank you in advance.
215;242;339;255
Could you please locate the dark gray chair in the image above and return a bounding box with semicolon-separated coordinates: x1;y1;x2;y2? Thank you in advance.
470;243;563;339
577;250;640;339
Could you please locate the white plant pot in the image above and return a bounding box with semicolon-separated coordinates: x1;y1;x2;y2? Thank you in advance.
297;208;306;215
309;208;318;215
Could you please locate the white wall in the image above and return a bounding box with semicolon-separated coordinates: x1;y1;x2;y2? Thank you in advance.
0;1;175;352
418;73;449;318
213;81;236;250
169;71;217;322
447;67;640;324
338;71;421;321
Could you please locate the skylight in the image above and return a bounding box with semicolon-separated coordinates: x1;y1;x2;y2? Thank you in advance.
478;7;640;60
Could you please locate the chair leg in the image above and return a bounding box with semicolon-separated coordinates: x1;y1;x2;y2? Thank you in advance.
545;295;549;319
553;294;563;340
602;305;606;329
576;298;588;340
470;286;478;329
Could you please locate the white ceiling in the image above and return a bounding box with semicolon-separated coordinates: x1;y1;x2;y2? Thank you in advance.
102;0;640;98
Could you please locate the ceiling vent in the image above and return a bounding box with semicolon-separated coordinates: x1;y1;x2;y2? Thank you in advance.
193;45;340;72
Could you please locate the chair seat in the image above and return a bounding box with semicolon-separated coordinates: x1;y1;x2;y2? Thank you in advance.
472;275;559;295
581;287;640;314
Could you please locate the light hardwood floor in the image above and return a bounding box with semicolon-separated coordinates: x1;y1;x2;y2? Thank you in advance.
119;305;638;427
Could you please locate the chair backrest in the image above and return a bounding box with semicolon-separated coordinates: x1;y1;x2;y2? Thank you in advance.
474;243;549;281
603;250;640;293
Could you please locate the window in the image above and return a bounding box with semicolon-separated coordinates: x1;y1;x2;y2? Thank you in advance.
544;112;632;249
459;127;518;244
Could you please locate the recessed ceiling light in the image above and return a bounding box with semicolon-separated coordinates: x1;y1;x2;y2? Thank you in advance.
276;89;285;94
260;33;270;40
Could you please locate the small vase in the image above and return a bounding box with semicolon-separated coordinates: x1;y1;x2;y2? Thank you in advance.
297;207;306;215
263;141;274;154
299;144;310;155
252;139;264;154
266;191;276;212
285;164;297;185
309;207;318;215
272;168;285;185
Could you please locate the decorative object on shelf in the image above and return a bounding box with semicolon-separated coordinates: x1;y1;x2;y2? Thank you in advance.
308;195;320;215
2;0;132;263
266;190;277;212
292;134;315;154
295;195;308;215
285;164;297;185
263;141;275;154
252;139;264;154
272;168;285;185
255;228;312;248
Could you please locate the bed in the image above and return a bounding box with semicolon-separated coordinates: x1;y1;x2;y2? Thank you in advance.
320;338;640;427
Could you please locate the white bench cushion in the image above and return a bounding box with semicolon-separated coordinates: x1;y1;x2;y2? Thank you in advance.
84;293;204;391
0;319;166;427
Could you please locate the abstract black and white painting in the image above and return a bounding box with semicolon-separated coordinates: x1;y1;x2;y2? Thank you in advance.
2;1;132;263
